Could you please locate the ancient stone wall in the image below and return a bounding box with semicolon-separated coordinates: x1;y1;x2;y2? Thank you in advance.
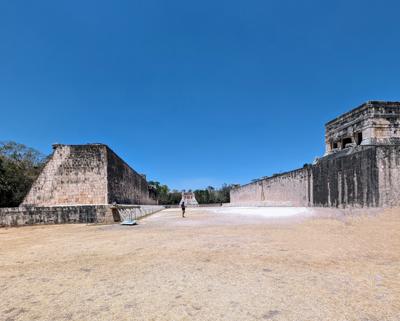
230;182;259;205
230;167;311;206
230;146;400;208
0;205;113;227
376;146;400;207
312;147;380;207
22;144;156;206
231;102;400;208
111;205;165;223
23;145;108;206
106;147;156;205
0;205;165;227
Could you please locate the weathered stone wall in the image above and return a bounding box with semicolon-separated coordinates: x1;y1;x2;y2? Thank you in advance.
230;182;259;205
0;205;165;227
22;144;156;206
312;147;380;207
376;146;400;207
111;205;165;222
23;145;108;206
230;146;400;208
106;148;156;205
231;102;400;208
0;205;114;227
230;167;311;206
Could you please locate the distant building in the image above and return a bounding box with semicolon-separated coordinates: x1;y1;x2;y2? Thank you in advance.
180;192;199;207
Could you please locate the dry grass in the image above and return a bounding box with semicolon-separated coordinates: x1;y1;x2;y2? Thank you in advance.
0;207;399;321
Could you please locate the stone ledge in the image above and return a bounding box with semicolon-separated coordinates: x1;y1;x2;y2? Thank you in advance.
0;205;164;228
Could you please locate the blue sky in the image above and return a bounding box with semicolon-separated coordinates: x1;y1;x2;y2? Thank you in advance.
1;0;399;190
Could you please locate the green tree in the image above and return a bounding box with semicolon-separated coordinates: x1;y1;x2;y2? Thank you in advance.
194;184;234;204
218;184;232;203
0;141;46;207
149;182;235;205
148;181;181;205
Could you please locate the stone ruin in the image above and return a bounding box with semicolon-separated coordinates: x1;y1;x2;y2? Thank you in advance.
230;101;400;208
2;100;400;227
23;144;157;206
0;144;163;227
179;192;199;207
325;101;400;154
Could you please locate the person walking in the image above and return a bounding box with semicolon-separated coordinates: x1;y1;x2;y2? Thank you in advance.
181;201;186;218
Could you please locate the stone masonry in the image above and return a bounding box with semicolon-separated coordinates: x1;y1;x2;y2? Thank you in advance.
325;101;400;154
1;144;162;227
0;205;165;227
230;101;400;208
23;144;156;206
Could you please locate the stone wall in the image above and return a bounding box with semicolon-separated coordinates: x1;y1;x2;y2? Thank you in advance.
111;205;165;222
23;145;108;206
0;205;165;227
376;146;400;207
106;147;156;205
0;205;113;227
22;144;156;206
230;146;400;208
312;147;380;207
230;168;311;206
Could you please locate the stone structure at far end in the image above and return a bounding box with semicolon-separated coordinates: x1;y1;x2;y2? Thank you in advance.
180;192;199;207
23;144;157;206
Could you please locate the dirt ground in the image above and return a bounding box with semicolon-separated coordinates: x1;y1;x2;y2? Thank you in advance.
0;207;399;321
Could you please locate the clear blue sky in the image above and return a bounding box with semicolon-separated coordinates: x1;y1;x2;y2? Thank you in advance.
1;0;399;190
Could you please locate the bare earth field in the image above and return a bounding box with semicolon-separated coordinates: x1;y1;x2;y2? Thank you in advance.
0;207;400;321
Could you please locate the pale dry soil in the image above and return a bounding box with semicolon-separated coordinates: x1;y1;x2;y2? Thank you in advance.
0;207;400;321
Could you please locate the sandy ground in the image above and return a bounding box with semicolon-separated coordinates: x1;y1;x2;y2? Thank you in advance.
0;207;400;321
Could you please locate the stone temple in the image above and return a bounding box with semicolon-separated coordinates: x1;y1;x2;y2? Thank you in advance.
1;144;161;227
23;144;157;206
325;101;400;154
230;101;400;208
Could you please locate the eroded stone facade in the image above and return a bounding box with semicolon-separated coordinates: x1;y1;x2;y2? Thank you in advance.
231;101;400;208
23;144;156;206
325;101;400;155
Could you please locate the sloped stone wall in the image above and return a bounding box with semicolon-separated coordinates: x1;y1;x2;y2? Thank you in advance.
22;144;156;206
106;147;156;205
23;145;108;206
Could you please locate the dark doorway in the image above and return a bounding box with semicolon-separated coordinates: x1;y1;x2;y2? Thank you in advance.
356;132;363;145
342;137;352;149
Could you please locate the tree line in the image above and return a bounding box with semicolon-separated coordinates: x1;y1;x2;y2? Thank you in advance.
148;181;235;205
0;141;46;207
